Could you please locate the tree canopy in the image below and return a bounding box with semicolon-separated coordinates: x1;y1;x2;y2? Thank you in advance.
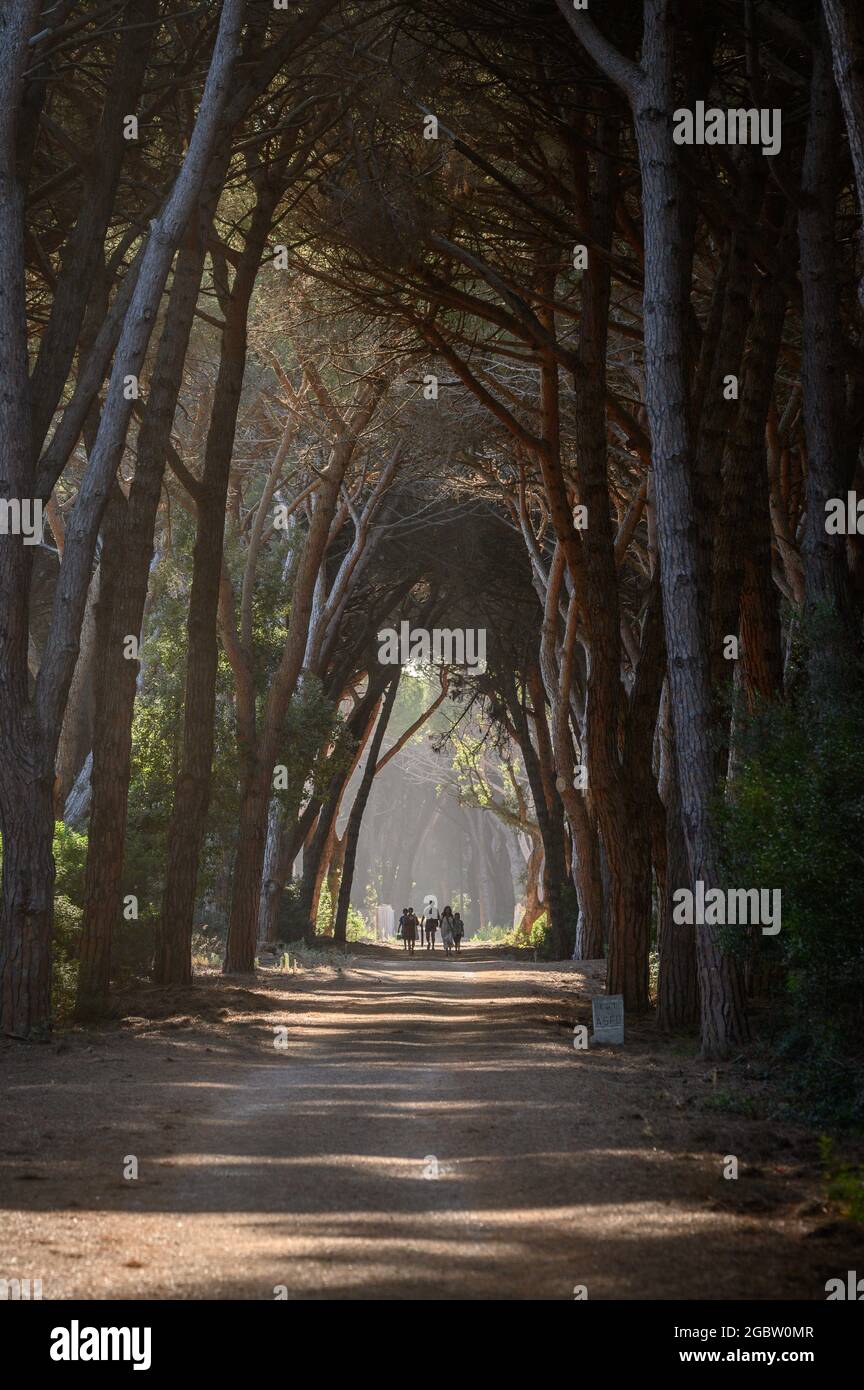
0;0;862;1121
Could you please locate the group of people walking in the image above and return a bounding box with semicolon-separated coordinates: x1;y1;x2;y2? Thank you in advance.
397;904;464;956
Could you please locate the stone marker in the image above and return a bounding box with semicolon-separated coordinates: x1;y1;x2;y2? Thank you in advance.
591;994;624;1045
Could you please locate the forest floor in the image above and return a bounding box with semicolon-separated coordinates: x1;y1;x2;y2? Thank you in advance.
1;945;862;1300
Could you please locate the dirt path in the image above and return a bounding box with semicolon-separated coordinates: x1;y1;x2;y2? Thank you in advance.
1;949;861;1299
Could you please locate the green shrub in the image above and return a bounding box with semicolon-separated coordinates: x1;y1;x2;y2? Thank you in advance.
311;878;374;941
52;894;82;1022
315;879;335;935
720;650;864;1126
820;1136;864;1223
53;824;88;904
528;910;554;956
473;923;511;943
473;917;547;950
346;906;374;942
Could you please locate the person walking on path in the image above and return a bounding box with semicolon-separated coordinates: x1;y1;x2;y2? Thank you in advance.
403;909;417;955
398;908;409;951
425;908;439;951
440;905;455;955
453;911;464;952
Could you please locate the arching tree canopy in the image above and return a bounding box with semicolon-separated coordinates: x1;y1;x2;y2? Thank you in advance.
1;5;863;1311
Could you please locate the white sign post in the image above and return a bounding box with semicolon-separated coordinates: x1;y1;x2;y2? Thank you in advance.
591;994;624;1045
375;904;395;940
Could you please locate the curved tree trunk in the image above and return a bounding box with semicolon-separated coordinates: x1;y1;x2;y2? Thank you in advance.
502;668;571;957
519;833;545;937
77;218;210;1018
225;380;388;973
333;674;400;944
157;186;275;986
323;829;347;932
54;564;99;815
297;675;386;928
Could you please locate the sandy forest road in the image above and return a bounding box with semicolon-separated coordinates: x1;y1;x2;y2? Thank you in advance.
1;947;861;1300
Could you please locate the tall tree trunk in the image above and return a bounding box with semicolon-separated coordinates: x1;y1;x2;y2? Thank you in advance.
324;830;347;932
520;834;545;937
333;675;400;944
259;795;296;944
297;676;386;928
260;797;322;942
224;379;387;971
570;797;604;958
35;0;244;749
0;1;56;1038
503;671;570;956
0;1;243;1035
724;238;788;710
74;490;128;1016
656;685;698;1030
309;822;334;927
560;0;748;1052
76;217;211;1016
54;564;99;814
693;160;764;612
822;0;864;308
798;23;856;688
527;663;575;956
571;114;653;1004
636;8;746;1052
638;4;746;1052
538;548;605;959
63;754;93;830
156;185;274;986
29;0;157;454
